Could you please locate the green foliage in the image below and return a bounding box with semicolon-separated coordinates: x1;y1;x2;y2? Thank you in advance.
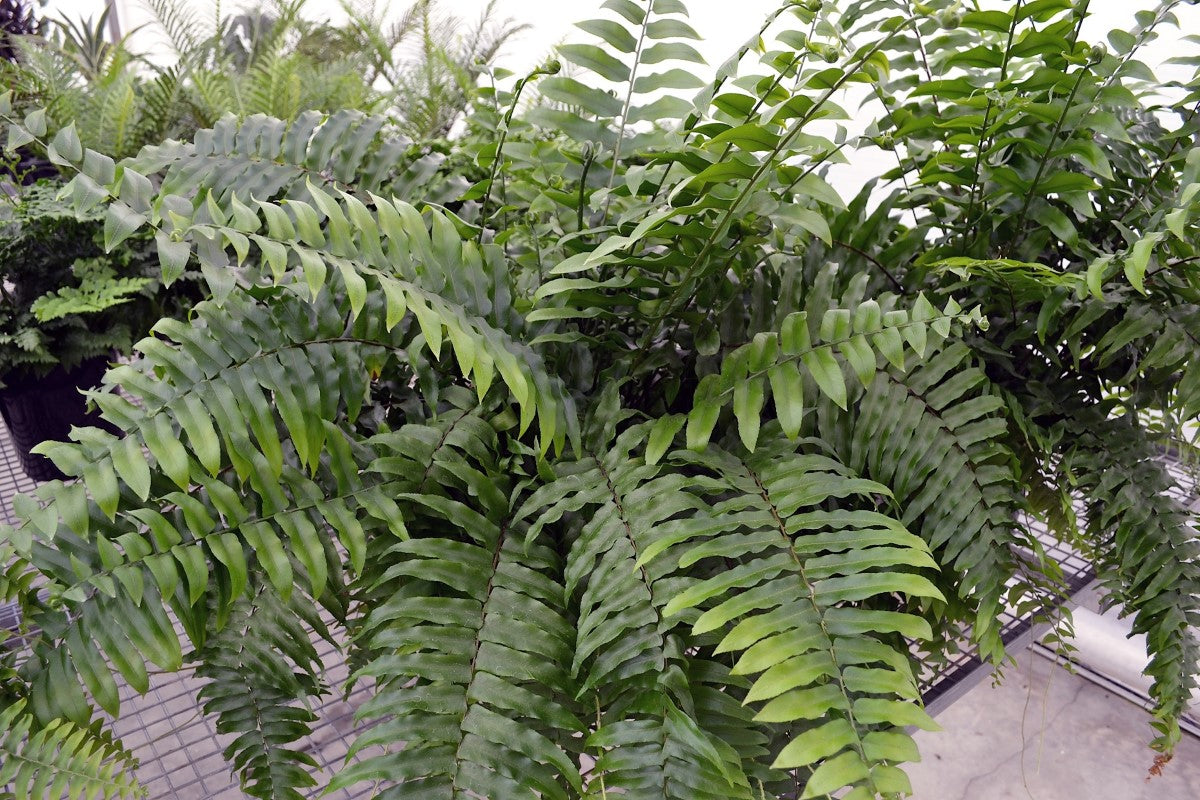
0;0;526;159
0;181;178;380
3;1;1200;798
0;701;143;799
194;588;328;800
29;262;152;322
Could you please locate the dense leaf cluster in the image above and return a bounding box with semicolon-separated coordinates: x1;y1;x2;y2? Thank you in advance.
0;181;175;380
0;0;525;160
1;1;1200;798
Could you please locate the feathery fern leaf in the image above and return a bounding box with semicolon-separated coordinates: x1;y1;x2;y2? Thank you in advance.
522;417;756;799
194;586;327;800
0;700;144;799
1064;418;1200;755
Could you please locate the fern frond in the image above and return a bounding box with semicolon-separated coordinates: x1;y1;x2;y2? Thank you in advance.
532;0;703;157
521;419;755;799
126;110;436;205
30;276;152;321
0;700;144;799
142;0;205;59
195;585;326;800
819;342;1027;661
331;408;583;799
1065;418;1200;754
646;431;944;799
678;293;983;452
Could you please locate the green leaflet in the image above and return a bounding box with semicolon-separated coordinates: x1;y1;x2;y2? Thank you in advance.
686;297;981;451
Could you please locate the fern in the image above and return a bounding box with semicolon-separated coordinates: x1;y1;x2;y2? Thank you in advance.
3;1;1200;798
30;274;152;321
1062;417;1200;755
657;433;943;799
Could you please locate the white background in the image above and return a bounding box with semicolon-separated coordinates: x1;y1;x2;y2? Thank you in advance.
40;0;1200;80
36;0;1200;193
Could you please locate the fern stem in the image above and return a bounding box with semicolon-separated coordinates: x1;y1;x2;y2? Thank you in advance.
637;27;907;358
577;143;595;233
960;0;1024;250
449;513;509;799
477;64;553;244
604;1;653;202
830;238;903;291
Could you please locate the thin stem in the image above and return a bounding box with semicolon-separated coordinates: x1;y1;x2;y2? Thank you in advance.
477;64;556;244
906;3;941;117
961;0;1024;249
1007;59;1094;253
832;238;904;291
604;3;652;198
577;144;595;233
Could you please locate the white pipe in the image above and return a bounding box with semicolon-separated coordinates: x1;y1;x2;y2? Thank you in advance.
1057;606;1200;709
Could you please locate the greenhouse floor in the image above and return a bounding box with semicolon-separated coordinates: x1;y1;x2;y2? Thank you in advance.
910;650;1200;799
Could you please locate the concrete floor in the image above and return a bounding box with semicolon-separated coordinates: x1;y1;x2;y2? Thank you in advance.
907;651;1200;800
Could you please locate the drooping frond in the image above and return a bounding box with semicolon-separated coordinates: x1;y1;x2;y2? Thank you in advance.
1063;417;1200;755
817;343;1027;661
332;405;584;799
680;292;983;453
194;586;328;800
124;110;452;210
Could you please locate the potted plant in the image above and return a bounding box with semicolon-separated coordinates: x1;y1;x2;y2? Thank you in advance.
0;0;521;484
3;1;1200;799
0;181;175;479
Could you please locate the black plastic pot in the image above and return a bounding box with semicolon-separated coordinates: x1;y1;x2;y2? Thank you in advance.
0;356;118;481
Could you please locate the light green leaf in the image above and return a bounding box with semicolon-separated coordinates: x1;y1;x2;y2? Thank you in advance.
646;414;685;465
576;18;637;52
1124;233;1163;294
23;107;46;136
733;376;765;451
50;123;83;164
155;232;191;285
800;749;871;799
558;44;631;82
802;348;847;409
768;362;805;438
773;718;857;769
112;436;151;501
